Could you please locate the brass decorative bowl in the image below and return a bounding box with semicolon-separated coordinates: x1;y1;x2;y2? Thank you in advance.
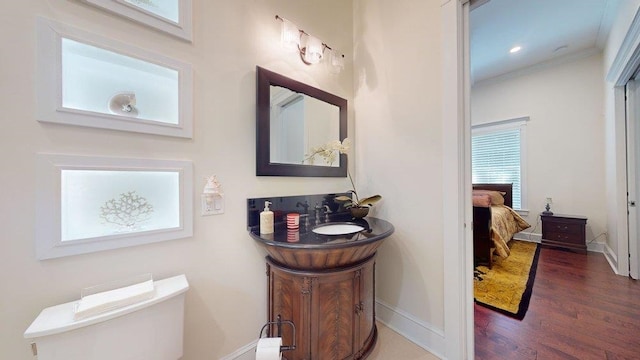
350;206;369;219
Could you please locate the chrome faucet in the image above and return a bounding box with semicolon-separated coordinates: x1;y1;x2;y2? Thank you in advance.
296;201;309;213
301;214;310;228
296;200;311;227
314;203;323;224
322;205;332;222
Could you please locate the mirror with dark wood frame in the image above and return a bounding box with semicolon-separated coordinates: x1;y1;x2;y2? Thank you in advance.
256;66;347;177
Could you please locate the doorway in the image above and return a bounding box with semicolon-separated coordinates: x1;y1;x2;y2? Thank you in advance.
607;6;640;278
466;0;636;357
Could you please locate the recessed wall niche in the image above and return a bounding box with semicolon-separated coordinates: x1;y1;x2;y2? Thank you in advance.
35;154;194;260
36;17;193;138
81;0;193;41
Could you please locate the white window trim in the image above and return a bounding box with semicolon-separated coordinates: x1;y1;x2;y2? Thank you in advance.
35;154;193;260
36;17;194;138
81;0;193;42
472;116;529;211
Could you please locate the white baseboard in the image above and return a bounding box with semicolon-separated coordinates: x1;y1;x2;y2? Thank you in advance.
604;243;620;275
515;233;606;254
219;340;257;360
374;299;445;359
220;300;446;360
513;232;541;243
587;241;606;253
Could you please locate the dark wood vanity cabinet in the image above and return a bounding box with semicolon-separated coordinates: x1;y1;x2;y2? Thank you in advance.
266;255;377;360
251;216;393;359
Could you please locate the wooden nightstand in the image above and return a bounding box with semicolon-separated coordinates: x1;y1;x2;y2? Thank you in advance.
541;214;588;254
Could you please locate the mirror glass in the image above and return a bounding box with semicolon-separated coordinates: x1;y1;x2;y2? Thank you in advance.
269;85;340;167
256;66;347;177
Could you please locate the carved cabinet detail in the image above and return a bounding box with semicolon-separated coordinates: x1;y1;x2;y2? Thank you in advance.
266;255;377;360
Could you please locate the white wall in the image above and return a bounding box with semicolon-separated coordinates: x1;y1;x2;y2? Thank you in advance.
0;1;353;359
471;53;607;246
353;0;446;356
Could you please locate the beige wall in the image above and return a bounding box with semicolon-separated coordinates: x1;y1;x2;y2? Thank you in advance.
353;0;446;350
471;53;607;244
0;1;354;359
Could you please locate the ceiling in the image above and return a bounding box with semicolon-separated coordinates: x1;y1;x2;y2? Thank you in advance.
470;0;622;83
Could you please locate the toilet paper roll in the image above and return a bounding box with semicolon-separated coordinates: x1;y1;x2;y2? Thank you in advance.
256;337;282;360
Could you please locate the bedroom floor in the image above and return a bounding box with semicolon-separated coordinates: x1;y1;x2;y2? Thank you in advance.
474;247;640;359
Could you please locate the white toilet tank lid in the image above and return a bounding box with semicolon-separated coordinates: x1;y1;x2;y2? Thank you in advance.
24;274;189;339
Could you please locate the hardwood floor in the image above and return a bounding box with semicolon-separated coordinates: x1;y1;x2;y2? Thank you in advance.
475;247;640;360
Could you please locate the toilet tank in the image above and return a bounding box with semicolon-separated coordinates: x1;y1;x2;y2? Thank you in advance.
24;274;189;360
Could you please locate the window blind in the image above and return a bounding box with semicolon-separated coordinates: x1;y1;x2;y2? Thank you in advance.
472;128;522;209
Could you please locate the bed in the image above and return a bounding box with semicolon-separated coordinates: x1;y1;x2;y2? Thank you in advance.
473;183;530;268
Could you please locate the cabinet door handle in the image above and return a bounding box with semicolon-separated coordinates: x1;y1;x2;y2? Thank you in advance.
354;302;364;315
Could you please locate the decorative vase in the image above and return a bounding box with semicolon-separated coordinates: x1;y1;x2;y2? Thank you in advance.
350;207;369;219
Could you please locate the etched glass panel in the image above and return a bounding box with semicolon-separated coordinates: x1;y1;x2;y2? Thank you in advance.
123;0;180;23
61;170;180;242
61;38;179;125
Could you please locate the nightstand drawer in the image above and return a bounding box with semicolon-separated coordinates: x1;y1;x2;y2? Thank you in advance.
540;214;587;254
543;221;583;235
544;231;583;245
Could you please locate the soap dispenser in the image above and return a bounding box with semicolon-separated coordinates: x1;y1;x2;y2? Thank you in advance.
260;201;274;235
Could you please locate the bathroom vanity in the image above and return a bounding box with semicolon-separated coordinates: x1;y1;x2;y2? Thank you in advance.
248;196;393;360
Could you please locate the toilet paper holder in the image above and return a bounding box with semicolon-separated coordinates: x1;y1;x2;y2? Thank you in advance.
258;314;296;353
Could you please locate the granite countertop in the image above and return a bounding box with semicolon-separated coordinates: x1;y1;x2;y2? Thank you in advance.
248;215;394;249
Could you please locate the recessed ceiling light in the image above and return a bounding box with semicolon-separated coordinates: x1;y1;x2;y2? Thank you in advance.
510;46;522;54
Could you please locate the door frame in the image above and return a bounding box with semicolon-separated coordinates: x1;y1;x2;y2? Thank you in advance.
445;2;640;359
626;79;640;279
441;0;473;358
606;7;640;277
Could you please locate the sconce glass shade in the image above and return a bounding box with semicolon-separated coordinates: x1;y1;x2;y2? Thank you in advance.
281;18;300;52
328;49;345;74
303;35;324;64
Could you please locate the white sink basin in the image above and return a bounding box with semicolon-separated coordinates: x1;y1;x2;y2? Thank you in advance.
312;223;365;236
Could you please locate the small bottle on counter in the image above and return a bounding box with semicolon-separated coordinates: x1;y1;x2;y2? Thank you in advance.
260;201;274;235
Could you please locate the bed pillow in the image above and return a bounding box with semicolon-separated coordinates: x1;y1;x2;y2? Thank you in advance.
473;194;492;207
472;190;505;205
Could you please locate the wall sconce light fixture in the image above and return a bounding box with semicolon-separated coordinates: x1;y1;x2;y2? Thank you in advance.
276;15;345;72
280;17;300;52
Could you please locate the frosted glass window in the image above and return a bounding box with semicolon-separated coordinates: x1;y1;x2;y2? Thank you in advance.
81;0;192;41
123;0;179;23
61;170;180;241
61;38;179;125
36;154;193;260
37;17;193;138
